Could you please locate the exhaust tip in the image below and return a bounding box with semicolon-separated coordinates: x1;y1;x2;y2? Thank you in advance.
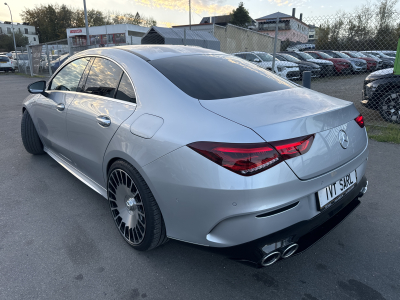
261;251;281;266
281;243;299;259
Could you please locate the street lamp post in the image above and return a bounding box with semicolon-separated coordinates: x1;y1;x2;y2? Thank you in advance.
83;0;90;47
4;3;19;71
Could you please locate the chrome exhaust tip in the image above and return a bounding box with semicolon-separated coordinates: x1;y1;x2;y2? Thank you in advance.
281;243;299;259
261;251;281;266
358;181;368;198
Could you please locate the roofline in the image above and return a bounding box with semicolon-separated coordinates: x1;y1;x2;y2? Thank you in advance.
256;17;310;28
172;23;214;27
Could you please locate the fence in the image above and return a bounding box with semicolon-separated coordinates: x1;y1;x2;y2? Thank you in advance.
18;12;400;127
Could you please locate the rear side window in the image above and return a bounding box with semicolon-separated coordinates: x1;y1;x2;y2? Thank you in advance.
150;55;294;100
307;52;319;59
82;57;123;98
115;73;136;103
50;57;90;91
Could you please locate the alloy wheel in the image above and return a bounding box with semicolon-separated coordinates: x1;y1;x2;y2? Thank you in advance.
381;92;400;123
108;169;146;245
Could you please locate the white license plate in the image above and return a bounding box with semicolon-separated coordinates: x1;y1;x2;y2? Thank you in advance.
317;171;357;210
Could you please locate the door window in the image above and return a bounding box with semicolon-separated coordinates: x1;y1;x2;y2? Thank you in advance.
82;58;123;98
115;73;136;103
307;52;319;59
246;54;257;61
50;57;90;91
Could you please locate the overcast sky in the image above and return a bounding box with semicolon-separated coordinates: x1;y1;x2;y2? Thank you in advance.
1;0;398;27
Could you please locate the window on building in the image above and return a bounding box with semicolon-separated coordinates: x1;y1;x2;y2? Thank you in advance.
7;27;11;34
115;33;126;44
0;27;2;34
33;37;36;41
107;34;114;44
18;28;21;33
24;28;28;34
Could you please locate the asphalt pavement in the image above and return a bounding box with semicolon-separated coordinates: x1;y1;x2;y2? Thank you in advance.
0;73;399;300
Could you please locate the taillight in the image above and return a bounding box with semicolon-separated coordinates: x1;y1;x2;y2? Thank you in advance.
187;135;314;176
355;114;364;128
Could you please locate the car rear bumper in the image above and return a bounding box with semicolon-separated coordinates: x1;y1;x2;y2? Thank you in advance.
143;142;369;247
0;66;14;71
226;175;367;265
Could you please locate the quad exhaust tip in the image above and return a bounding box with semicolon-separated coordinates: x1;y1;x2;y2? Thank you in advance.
281;243;299;259
261;251;281;267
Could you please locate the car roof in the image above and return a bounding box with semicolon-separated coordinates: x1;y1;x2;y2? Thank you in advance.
113;45;222;61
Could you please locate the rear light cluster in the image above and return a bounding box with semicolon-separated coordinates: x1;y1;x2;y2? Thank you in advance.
188;135;314;176
355;114;365;128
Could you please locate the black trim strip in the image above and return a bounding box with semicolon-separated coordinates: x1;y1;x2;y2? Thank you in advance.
117;48;151;62
256;202;299;218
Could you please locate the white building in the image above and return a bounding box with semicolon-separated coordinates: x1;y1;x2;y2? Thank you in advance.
66;24;149;48
0;21;39;45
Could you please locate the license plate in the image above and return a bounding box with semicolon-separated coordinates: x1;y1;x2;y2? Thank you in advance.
317;171;357;210
0;61;6;64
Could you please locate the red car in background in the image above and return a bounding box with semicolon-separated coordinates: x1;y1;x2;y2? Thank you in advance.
305;51;352;74
342;51;378;71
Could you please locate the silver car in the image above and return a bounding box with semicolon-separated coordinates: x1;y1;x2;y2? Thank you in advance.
21;45;369;267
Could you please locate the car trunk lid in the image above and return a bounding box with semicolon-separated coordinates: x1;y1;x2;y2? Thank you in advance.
200;88;367;180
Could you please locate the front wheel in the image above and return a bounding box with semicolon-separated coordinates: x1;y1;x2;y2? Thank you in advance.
379;89;400;123
107;160;168;251
21;110;45;155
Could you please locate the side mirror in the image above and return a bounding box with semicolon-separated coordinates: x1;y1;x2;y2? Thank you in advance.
28;80;48;97
254;58;261;62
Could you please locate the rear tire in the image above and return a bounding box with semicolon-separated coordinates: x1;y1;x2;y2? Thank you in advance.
21;110;45;155
379;89;400;123
107;160;168;251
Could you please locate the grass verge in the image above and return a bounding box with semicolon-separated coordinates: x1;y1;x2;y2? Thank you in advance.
367;124;400;144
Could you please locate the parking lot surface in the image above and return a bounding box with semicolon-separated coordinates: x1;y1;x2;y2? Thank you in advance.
0;74;399;300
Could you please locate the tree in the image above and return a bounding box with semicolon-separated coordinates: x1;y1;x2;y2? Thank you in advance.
230;2;251;28
0;32;28;52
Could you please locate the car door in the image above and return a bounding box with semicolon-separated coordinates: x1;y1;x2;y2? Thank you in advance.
33;57;91;160
66;57;137;187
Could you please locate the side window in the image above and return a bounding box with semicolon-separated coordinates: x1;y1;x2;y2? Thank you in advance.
50;57;90;91
308;52;318;59
246;54;257;61
115;73;136;103
82;57;123;98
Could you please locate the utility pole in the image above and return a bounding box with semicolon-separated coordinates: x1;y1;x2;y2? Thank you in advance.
83;0;90;46
189;0;191;30
271;17;279;74
4;3;19;71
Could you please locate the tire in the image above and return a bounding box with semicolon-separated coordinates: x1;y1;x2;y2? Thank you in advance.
21;110;45;155
107;160;168;251
379;89;400;123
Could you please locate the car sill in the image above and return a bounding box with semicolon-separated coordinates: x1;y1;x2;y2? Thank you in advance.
44;147;108;199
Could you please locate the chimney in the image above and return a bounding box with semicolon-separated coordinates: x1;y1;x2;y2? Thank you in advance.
292;8;296;18
300;13;303;21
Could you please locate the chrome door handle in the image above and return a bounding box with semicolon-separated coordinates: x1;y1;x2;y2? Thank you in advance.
96;116;111;127
56;103;65;111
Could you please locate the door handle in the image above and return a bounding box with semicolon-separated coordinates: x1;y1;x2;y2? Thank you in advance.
96;115;111;127
56;103;65;111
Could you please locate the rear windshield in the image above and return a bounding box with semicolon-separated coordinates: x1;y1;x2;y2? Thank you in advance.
0;56;9;62
149;54;294;100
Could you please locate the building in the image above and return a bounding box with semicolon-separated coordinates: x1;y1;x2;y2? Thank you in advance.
308;25;318;43
172;23;279;54
0;21;39;45
67;24;149;47
255;10;309;43
199;15;256;29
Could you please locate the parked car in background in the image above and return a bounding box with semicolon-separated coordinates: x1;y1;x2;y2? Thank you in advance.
0;55;15;72
342;51;381;71
362;68;400;123
233;51;300;80
305;51;352;75
12;53;30;70
275;53;321;78
361;51;395;69
279;51;334;76
318;50;367;73
380;51;396;58
50;54;70;73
